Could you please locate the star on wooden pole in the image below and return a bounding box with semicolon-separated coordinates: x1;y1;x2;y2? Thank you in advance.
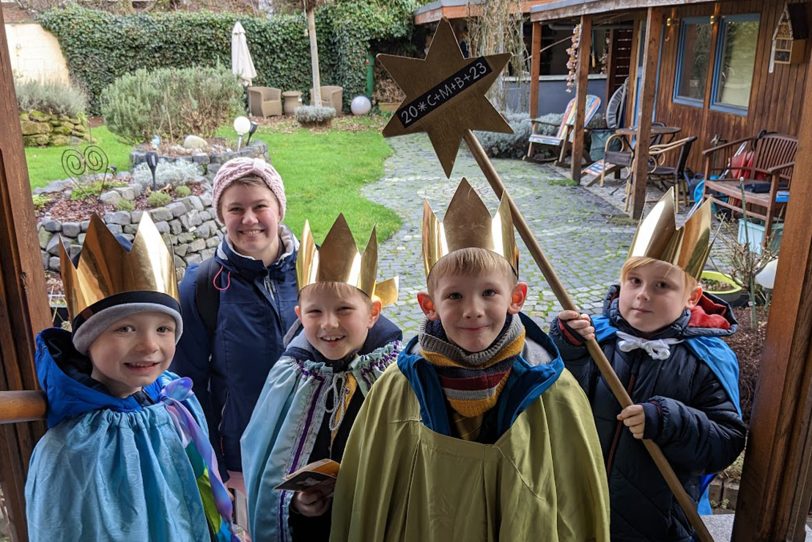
377;18;511;177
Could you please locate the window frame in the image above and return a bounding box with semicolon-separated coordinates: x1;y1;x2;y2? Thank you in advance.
710;13;760;116
673;16;712;108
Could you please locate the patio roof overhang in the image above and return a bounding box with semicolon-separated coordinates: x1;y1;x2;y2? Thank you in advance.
529;0;714;22
414;0;557;25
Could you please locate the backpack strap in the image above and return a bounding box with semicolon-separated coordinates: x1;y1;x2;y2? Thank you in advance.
194;258;221;338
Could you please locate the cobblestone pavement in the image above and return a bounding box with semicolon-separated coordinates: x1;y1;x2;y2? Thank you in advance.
365;135;736;338
363;135;641;338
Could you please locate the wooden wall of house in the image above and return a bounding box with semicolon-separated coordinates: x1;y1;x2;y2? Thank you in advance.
640;0;810;171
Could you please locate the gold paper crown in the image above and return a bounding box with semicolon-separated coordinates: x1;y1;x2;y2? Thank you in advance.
297;214;399;306
422;178;519;277
59;213;180;320
627;187;712;280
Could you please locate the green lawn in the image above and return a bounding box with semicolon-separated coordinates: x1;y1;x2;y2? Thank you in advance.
25;126;133;190
25;118;401;243
218;120;400;243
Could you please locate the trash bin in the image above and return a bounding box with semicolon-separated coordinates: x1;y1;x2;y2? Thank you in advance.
282;91;302;116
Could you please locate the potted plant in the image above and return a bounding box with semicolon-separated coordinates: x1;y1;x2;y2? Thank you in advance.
700;270;748;307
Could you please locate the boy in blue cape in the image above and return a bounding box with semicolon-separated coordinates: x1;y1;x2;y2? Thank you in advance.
241;214;401;541
25;214;236;542
552;189;746;541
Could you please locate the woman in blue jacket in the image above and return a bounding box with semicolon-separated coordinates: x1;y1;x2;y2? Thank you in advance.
172;157;299;528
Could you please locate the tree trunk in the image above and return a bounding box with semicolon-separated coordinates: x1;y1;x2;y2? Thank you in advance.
306;7;322;107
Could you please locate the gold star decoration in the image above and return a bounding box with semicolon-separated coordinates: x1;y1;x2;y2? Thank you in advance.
377;18;512;177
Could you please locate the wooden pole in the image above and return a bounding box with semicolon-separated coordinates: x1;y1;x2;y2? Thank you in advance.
305;4;322;107
0;5;51;541
464;129;713;542
731;58;812;542
529;21;541;119
571;15;592;182
0;392;46;425
630;7;662;219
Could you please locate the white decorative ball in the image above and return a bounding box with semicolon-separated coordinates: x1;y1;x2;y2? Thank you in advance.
233;116;251;136
350;96;372;116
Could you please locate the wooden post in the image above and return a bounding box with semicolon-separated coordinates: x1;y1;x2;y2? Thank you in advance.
305;3;322;107
529;21;542;119
625;16;643;135
571;15;592;182
605;29;615;105
0;5;51;541
732;58;812;542
629;8;662;219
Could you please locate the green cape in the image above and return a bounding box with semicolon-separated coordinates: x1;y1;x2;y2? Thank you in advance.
331;364;610;542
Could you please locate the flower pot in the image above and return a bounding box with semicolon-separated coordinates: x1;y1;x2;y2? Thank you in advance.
700;270;748;307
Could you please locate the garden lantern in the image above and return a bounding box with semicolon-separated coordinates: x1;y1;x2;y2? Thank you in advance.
247;121;258;146
145;151;159;191
234;116;251;150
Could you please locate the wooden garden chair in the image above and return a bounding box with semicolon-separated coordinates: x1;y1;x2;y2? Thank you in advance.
702;133;797;249
526;94;601;165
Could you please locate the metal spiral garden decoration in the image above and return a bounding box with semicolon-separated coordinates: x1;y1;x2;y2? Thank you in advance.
61;145;110;184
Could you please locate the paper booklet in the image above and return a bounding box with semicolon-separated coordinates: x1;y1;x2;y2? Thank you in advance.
274;458;340;493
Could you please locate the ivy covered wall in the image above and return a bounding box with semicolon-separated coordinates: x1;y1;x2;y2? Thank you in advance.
38;1;420;114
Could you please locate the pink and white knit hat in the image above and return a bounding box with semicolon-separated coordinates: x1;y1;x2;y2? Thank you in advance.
211;157;287;222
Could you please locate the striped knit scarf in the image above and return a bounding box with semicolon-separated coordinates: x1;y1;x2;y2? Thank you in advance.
419;314;525;425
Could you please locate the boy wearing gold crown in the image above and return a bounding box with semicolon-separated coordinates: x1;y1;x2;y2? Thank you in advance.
25;214;237;542
330;180;609;542
553;190;746;541
240;214;402;541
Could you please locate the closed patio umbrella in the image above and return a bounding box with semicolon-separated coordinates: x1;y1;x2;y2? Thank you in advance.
231;21;257;87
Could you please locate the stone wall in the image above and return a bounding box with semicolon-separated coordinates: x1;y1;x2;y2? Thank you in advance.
20;110;91;147
37;188;223;282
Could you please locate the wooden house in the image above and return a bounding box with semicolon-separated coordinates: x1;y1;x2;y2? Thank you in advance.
525;2;812;541
529;0;810;217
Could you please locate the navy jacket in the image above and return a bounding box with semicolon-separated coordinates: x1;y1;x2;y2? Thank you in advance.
172;228;299;474
550;287;746;542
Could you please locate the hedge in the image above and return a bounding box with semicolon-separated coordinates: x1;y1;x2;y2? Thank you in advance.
38;1;420;115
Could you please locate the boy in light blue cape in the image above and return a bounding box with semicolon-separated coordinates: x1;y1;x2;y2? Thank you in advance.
25;214;236;542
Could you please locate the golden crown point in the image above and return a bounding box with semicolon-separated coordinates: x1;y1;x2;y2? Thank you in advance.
297;214;399;306
422;178;519;277
59;213;180;321
628;187;712;280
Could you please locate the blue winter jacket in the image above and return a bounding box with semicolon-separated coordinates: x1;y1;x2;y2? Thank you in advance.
172;227;299;474
550;287;746;542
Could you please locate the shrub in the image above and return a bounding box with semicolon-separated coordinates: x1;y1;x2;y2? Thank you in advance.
32;194;52;210
101;65;243;143
147;191;172;208
474;112;532;159
295;105;336;127
131;160;202;189
15;79;88;117
174;185;192;198
115;199;135;211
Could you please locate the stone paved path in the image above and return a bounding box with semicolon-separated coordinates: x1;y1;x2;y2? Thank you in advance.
363;135;640;338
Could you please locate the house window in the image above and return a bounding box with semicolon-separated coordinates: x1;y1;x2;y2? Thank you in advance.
674;17;712;106
712;15;759;113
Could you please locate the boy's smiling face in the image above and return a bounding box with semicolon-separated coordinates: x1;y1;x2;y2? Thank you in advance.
618;260;701;334
296;284;382;361
87;311;177;398
419;270;527;353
